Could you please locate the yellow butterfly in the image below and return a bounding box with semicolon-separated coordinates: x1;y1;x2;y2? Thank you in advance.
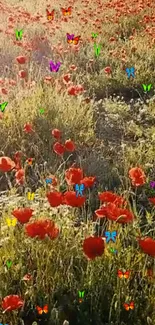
6;218;17;226
27;192;35;200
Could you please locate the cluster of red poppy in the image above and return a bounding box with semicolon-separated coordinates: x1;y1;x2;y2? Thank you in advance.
25;219;59;240
95;191;134;224
52;128;76;155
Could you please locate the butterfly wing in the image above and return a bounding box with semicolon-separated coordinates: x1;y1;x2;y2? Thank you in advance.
12;218;17;226
75;184;79;191
142;84;147;91
104;231;110;242
15;29;19;39
36;306;43;314
117;270;123;278
129;301;134;309
73;36;80;45
131;67;135;73
19;30;23;39
55;62;61;72
123;303;129;311
43;304;48;313
124;271;130;279
50;61;55;72
6;218;11;226
80;184;85;191
66;33;74;43
148;84;152;91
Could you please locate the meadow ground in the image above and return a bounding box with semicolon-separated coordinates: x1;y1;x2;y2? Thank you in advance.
0;0;155;324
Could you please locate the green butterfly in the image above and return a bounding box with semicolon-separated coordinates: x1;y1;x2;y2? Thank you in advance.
15;29;23;40
78;291;85;298
94;43;101;57
0;101;8;112
92;32;98;38
142;84;152;92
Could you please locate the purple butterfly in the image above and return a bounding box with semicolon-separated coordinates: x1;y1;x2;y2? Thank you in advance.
66;33;74;42
49;61;61;72
150;181;155;189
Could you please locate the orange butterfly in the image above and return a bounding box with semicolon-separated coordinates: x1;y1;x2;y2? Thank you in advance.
117;270;130;279
72;36;81;45
66;34;81;45
46;9;54;20
61;6;72;16
123;301;134;310
36;304;48;314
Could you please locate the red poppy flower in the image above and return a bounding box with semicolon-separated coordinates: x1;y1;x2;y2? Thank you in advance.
45;220;59;239
98;191;126;207
14;151;22;170
138;237;155;257
95;203;134;223
22;273;32;281
65;139;76;152
47;191;63;207
65;167;83;185
51;128;61;139
53;142;65;155
67;85;77;96
16;56;26;64
63;73;71;84
24;123;34;133
63;191;86;207
0;157;15;172
104;66;112;74
148;197;155;205
18;70;27;78
80;176;96;188
25;219;59;240
2;295;24;312
83;236;105;260
12;208;33;224
15;168;25;185
129;167;146;186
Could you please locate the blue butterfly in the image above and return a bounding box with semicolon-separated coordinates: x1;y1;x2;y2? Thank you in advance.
45;178;52;184
0;323;8;325
105;231;117;243
75;184;85;197
125;67;135;78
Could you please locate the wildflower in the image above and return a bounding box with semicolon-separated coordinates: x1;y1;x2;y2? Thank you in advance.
0;157;15;172
25;219;59;240
63;191;86;207
129;167;146;186
15;168;25;185
99;191;127;207
63;73;71;84
51;128;61;139
12;208;33;224
47;191;63;207
1;88;8;94
148;197;155;205
138;237;155;257
18;70;27;78
16;56;27;64
2;295;24;312
65;139;76;152
53;142;65;155
83;236;105;260
80;176;96;188
24;123;34;133
104;66;112;74
65;167;83;185
95;203;134;223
